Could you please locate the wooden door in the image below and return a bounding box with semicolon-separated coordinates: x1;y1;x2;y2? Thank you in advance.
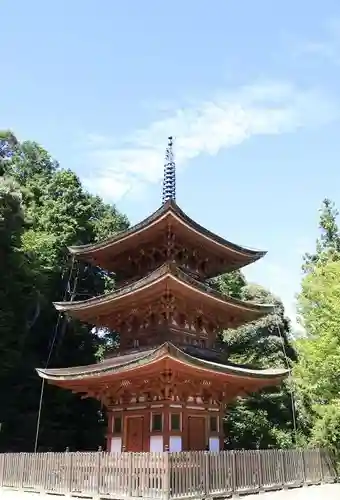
125;416;144;452
188;416;206;451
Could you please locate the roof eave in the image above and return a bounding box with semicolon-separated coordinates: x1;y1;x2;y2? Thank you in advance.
68;203;169;256
68;201;266;261
52;264;275;317
36;342;289;382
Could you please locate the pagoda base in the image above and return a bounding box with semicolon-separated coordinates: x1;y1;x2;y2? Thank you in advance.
106;400;223;453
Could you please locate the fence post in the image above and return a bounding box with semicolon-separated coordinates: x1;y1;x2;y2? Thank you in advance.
19;453;25;489
317;448;324;483
96;450;102;495
280;450;287;488
300;449;306;485
203;452;210;496
65;449;73;495
257;450;263;492
42;452;50;492
163;452;170;500
0;453;5;487
127;453;133;497
230;450;237;494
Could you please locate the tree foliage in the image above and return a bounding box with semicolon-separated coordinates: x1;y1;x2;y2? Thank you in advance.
295;198;340;459
0;131;128;452
211;273;298;449
303;198;340;273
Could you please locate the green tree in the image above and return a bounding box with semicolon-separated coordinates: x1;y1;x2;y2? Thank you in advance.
224;284;296;367
295;260;340;457
211;273;298;449
303;198;340;273
294;199;340;456
0;176;38;371
0;175;43;451
224;286;297;449
208;270;246;299
0;130;18;175
296;260;340;403
309;401;340;459
0;132;129;452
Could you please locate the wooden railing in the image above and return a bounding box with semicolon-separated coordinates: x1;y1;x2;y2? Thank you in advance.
0;449;337;499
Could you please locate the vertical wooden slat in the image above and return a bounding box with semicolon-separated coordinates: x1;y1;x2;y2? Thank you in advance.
19;453;25;489
66;451;72;495
0;453;4;487
127;452;132;497
257;449;263;491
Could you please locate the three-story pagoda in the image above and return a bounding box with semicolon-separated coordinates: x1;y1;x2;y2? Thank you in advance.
37;137;288;453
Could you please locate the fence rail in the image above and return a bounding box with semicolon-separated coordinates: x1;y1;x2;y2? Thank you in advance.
0;449;337;499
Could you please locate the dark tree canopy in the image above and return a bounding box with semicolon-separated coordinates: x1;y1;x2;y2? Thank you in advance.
0;131;128;452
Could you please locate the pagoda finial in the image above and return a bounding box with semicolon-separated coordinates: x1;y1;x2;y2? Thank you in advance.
162;136;176;204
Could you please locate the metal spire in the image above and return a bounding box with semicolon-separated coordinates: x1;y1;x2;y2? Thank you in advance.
162;136;176;204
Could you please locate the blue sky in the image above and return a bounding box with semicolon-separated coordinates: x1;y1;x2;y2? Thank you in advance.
2;0;340;333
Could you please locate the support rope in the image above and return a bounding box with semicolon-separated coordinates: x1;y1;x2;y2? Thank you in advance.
33;256;76;452
54;261;81;359
274;307;298;445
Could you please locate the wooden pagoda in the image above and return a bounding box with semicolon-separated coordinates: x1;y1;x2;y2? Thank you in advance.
37;137;288;453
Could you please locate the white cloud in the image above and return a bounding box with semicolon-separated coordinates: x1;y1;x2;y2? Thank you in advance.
82;81;336;201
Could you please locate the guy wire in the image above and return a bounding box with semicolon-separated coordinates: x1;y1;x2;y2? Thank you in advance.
33;255;76;453
274;306;298;445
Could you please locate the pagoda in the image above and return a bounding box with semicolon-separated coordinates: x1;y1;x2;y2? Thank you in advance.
37;137;288;453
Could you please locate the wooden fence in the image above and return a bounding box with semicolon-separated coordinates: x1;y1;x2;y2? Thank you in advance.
0;449;337;499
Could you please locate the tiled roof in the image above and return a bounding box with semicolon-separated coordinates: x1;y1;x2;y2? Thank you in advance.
68;201;266;261
53;263;274;317
36;342;289;382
